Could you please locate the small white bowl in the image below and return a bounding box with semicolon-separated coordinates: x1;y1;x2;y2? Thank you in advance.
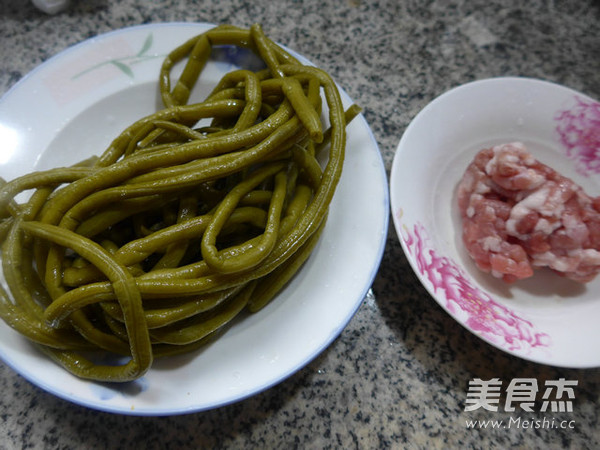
390;77;600;368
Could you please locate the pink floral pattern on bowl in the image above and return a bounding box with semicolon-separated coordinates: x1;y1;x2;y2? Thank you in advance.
555;96;600;176
400;219;550;354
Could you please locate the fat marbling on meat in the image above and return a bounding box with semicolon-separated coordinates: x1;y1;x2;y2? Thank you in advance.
457;142;600;283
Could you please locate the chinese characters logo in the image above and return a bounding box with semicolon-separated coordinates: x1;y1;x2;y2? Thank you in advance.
465;378;577;413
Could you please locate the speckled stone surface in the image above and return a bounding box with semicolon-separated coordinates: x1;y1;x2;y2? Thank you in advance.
1;0;599;448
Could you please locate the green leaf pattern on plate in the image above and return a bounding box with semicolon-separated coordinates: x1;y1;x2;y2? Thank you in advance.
72;33;160;80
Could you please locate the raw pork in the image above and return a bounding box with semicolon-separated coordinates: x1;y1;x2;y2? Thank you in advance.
457;142;600;283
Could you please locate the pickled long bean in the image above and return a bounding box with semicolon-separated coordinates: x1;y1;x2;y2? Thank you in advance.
0;24;360;382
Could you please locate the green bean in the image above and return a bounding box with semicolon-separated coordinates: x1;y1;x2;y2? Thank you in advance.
248;217;326;312
61;206;269;287
0;219;91;349
99;99;249;167
201;163;286;273
149;282;254;345
74;194;173;238
21;220;152;381
101;286;241;329
251;24;285;78
0;24;360;382
0;167;94;217
282;77;323;143
168;34;211;107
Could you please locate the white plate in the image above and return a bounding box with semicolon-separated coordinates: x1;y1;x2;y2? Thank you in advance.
0;23;389;415
391;77;600;368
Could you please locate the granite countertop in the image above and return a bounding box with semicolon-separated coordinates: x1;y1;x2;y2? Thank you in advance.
1;0;599;448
